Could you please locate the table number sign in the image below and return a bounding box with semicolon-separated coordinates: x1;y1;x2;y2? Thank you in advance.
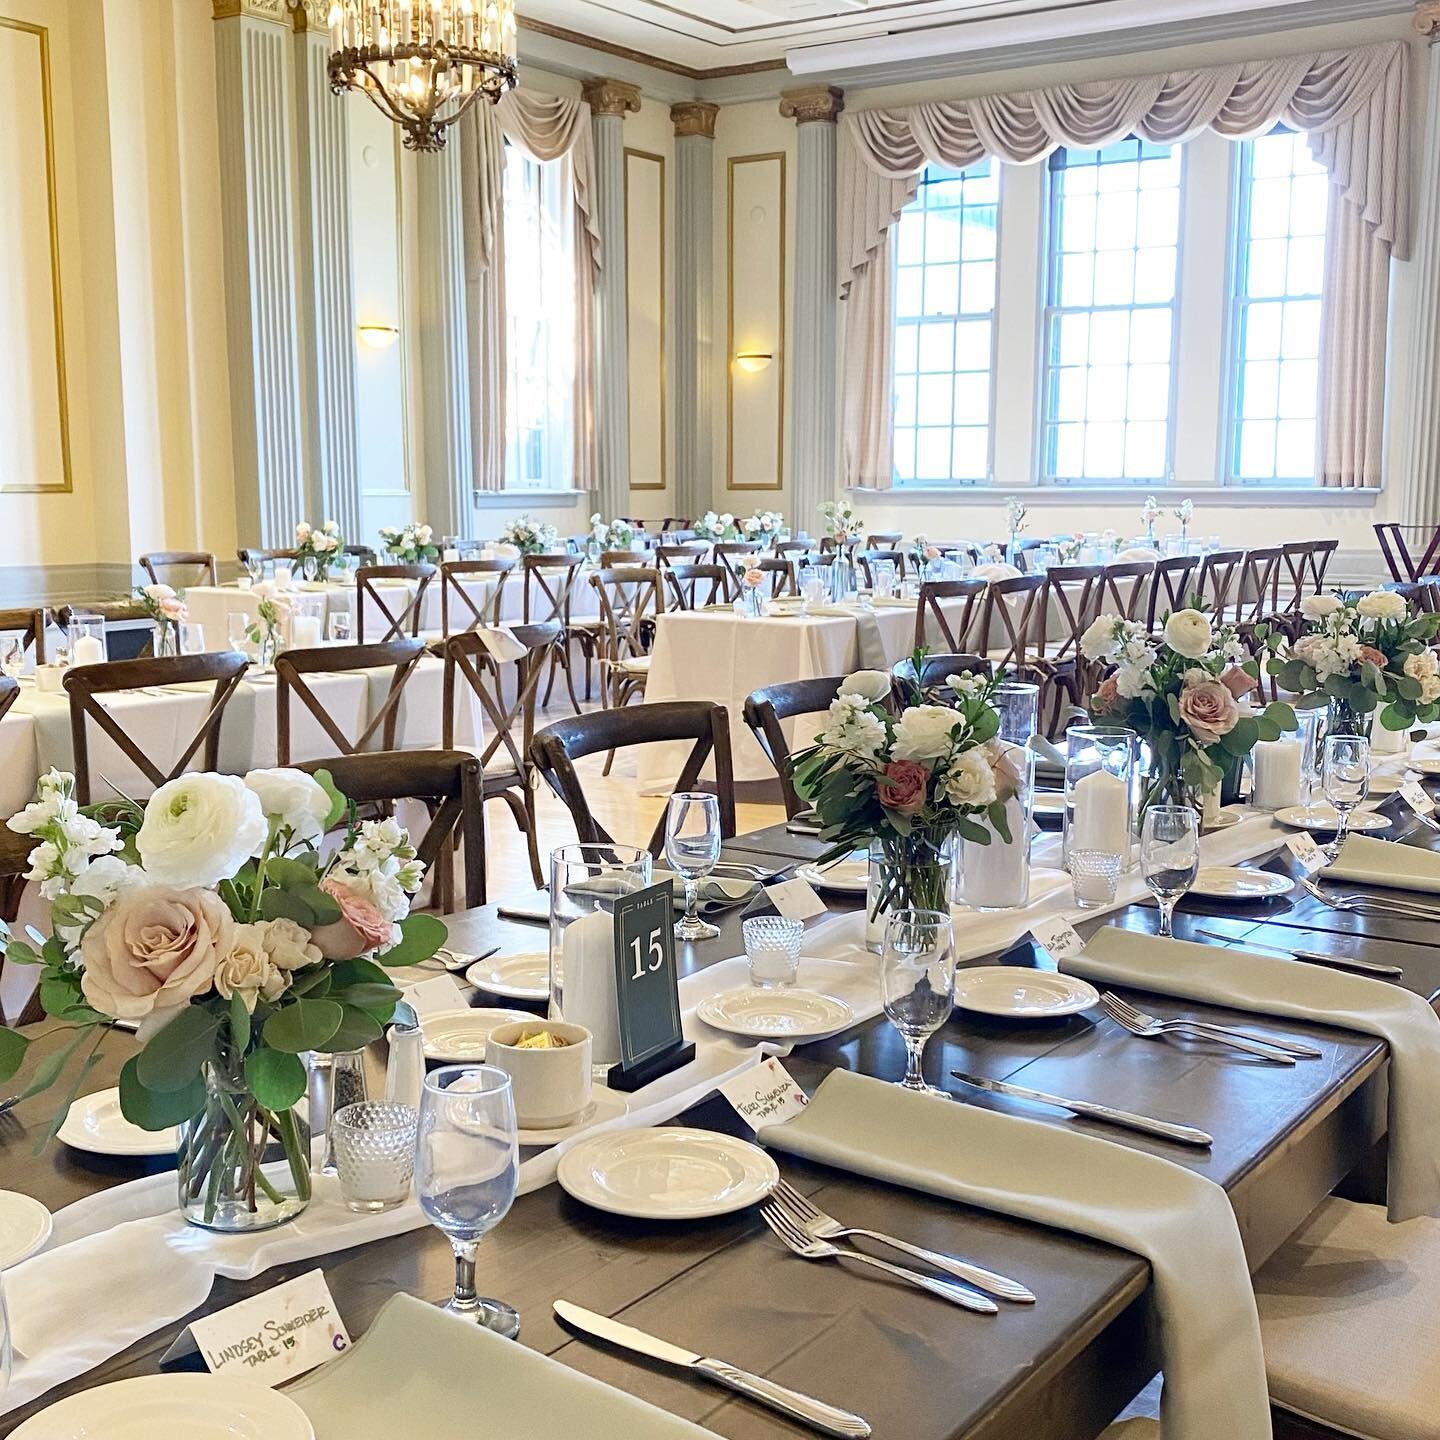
1285;833;1327;873
608;881;695;1091
718;1057;809;1130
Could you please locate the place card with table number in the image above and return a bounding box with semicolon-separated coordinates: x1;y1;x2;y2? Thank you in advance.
607;881;695;1091
1029;914;1086;965
1286;832;1327;873
1399;777;1436;817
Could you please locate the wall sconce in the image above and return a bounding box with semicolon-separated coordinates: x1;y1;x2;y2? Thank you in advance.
356;324;401;350
734;351;773;373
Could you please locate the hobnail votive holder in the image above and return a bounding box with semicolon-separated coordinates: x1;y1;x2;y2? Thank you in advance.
1070;849;1123;910
742;915;804;989
333;1101;418;1213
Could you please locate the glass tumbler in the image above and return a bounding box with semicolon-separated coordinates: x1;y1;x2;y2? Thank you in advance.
333;1101;418;1213
743;916;803;988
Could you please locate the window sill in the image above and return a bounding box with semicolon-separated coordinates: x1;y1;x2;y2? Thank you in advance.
474;489;586;509
856;485;1383;509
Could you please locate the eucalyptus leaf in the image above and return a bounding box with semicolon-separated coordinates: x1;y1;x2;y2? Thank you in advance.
294;884;342;926
376;913;446;967
263;997;343;1053
229;991;252;1052
320;1005;385;1053
118;1057;206;1131
312;768;347;830
136;1005;221;1093
260;888;315;926
243;1048;307;1111
0;1028;30;1082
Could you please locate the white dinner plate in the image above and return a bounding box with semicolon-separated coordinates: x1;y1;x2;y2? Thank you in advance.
516;1088;629;1147
796;855;868;894
952;967;1099;1019
696;987;853;1041
420;1008;535;1061
464;950;549;1001
1191;866;1294;900
58;1088;177;1157
0;1191;51;1267
557;1127;778;1220
1275;804;1392;834
1204;808;1242;830
11;1375;315;1440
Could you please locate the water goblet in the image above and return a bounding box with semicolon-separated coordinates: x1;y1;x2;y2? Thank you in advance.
0;641;23;681
880;908;957;1096
415;1065;520;1337
1141;805;1200;937
1322;733;1370;861
666;792;722;941
328;612;353;643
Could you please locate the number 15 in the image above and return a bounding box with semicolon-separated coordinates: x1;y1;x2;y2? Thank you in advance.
630;926;665;980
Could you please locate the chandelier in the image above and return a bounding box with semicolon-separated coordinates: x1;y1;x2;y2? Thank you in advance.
327;0;518;153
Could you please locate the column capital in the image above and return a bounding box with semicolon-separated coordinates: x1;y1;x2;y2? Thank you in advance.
780;85;844;125
582;78;642;118
286;0;329;31
671;101;720;140
1417;3;1440;41
212;0;291;23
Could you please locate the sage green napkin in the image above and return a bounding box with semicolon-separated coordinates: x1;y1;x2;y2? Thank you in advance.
1068;925;1440;1223
1323;833;1440;894
761;1070;1267;1440
287;1293;713;1440
654;870;759;915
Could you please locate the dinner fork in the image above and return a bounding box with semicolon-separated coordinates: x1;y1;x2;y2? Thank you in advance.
1299;876;1440;921
769;1179;1034;1303
1099;993;1297;1064
758;1202;998;1314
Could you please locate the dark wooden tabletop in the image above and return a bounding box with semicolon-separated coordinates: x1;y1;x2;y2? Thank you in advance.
3;784;1437;1439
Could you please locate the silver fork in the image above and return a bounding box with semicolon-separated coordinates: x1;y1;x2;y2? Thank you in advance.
1099;993;1296;1064
758;1202;998;1314
770;1179;1034;1303
1300;876;1440;921
1102;992;1321;1058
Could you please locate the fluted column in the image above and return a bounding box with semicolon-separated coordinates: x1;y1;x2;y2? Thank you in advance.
671;102;719;525
1403;5;1440;526
583;78;641;520
213;0;308;547
293;2;361;536
781;86;843;530
415;141;474;538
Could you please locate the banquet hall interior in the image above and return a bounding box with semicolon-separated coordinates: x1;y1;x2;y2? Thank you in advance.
5;0;1440;1436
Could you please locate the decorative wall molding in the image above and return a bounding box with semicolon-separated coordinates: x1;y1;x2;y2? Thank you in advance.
625;149;667;493
779;86;844;126
212;0;291;25
673;129;714;522
581;77;642;118
0;563;142;607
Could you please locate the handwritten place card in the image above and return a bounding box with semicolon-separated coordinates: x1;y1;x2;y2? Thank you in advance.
165;1271;350;1387
718;1057;809;1130
763;877;827;924
1400;778;1436;816
1029;914;1085;964
1285;833;1326;873
407;973;468;1020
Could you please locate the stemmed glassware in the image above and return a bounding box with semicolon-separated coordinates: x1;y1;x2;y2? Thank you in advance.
0;641;23;681
1140;805;1200;937
665;791;721;941
415;1065;520;1337
1322;733;1370;861
880;908;957;1096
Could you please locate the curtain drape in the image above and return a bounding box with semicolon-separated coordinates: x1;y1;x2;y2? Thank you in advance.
837;41;1411;490
460;91;601;494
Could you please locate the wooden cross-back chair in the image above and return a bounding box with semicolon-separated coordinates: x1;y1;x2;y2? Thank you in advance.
343;544;378;565
356;563;436;642
1375;524;1440;584
890;653;993;709
749;556;797;598
530;701;736;856
1276;540;1340;635
1031;565;1106;731
1100;560;1155;624
439;557;515;637
0;608;48;667
712;542;763;585
1147;555;1200;631
440;622;559;889
856;550;907;587
274;637;425;765
865;531;903;550
238;547;299;568
589;569;662;745
913;578;988;652
296;751;485;913
521;552;588;712
1234;546;1284;635
774;540;812;564
1194;549;1245;624
742;677;844;819
661;517;691;533
975;573;1047;677
63;651;250;806
600;550;650;568
655;542;710;568
664;563;735;610
139;552;218;589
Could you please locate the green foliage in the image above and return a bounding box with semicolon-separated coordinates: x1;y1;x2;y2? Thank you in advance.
263;997;343;1054
136;1005;221;1093
244;1048;307;1111
0;1028;29;1082
119;1055;206;1131
376;913;446;967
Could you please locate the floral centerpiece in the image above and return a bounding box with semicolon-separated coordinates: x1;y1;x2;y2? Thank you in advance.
379;523;440;565
694;511;739;543
741;511;785;542
589;513;635;552
498;515;558;556
818;499;862;544
1263;591;1440;737
135;584;188;658
1057;534;1084;564
294;520;343;579
0;767;444;1232
1173;498;1194;547
243;580;291;668
1084;608;1295;814
1140;495;1162;543
909;535;941;574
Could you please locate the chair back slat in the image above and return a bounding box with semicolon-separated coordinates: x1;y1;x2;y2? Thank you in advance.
275;638;425;764
1100;560;1155;624
440;558;514;636
357;564;436;642
0;608;48;666
440;623;559;776
1147;555;1200;629
742;677;844;818
521;553;583;625
139;552;218;589
1195;549;1246;625
1235;546;1283;626
664;563;735;610
914;578;988;652
976;574;1047;672
1375;524;1440;584
1037;564;1105;665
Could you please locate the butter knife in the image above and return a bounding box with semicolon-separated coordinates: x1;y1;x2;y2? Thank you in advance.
553;1301;871;1438
951;1071;1213;1148
1192;927;1403;977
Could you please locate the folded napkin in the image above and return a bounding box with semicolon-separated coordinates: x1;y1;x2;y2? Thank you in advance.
1067;926;1440;1222
971;562;1022;581
761;1070;1268;1440
653;870;759;915
288;1293;712;1439
475;625;529;665
869;595;916;608
1324;833;1440;895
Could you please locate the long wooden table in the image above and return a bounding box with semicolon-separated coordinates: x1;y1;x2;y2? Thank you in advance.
2;797;1436;1439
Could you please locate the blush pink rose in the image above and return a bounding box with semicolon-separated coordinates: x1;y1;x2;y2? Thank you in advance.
876;759;929;815
1358;645;1388;670
1094;675;1120;713
1219;665;1255;699
310;879;393;958
1178;678;1241;746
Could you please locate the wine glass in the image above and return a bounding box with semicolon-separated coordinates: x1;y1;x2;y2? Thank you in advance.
665;792;722;942
1322;734;1370;861
328;612;353;643
1140;805;1200;937
0;640;23;681
227;613;251;652
415;1065;520;1337
880;908;957;1095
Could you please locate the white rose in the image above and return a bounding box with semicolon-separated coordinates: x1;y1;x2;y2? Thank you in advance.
1356;590;1407;621
254;916;322;972
1164;608;1213;660
243;768;332;845
214;923;290;1012
1080;616;1119;662
137;774;268;889
941;750;997;807
840;669;891;703
295;522;312;541
892;705;960;763
1404;650;1439;682
1299;593;1341;622
418;525;433;544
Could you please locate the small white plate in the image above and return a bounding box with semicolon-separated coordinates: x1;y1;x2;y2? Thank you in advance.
1408;756;1440;777
696;987;853;1041
796;856;868;894
464;950;549;1000
1191;867;1294;900
1367;772;1405;796
1033;790;1065;815
11;1375;315;1440
420;1007;535;1061
516;1087;629;1146
557;1127;778;1220
58;1088;177;1157
952;966;1099;1019
0;1191;51;1267
1204;808;1242;830
1275;804;1392;834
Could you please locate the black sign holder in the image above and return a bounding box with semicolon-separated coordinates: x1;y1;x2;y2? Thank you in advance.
606;881;695;1092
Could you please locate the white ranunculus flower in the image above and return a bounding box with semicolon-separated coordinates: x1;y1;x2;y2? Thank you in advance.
818;697;886;763
1299;593;1341;622
137;774;267;889
941;749;997;807
1080;616;1119;662
1356;590;1407;621
243;768;332;844
1164;608;1213;660
840;669;891;703
892;704;960;763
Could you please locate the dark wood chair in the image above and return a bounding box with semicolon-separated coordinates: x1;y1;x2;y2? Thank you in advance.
589;569;662;748
974;573;1047;677
1032;564;1106;729
63;652;249;805
1146;554;1200;630
0;608;48;666
439;557;515;636
1374;523;1440;584
742;676;845;819
891;652;991;691
139;552;218;589
274;638;425;764
296;750;485;912
343;544;378;565
1234;545;1284;635
599;550;649;568
661;517;691;532
865;531;904;550
856;549;907;587
914;578;987;652
712;542;764;586
237;547;299;568
655;542;710;568
356;563;436;642
663;562;735;610
529;701;736;856
1195;549;1245;624
1275;540;1340;638
749;556;798;598
1100;560;1155;625
521;553;588;711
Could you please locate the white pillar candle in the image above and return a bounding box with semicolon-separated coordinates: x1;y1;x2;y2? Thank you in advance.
291;614;323;648
961;795;1030;911
1071;769;1129;853
559;909;619;1065
1252;737;1303;810
72;636;104;666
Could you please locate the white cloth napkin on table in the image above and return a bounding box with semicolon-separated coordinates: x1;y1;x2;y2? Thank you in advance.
1066;926;1440;1223
1322;833;1440;895
761;1069;1270;1440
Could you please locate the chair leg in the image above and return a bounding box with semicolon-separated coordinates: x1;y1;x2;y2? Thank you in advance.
561;643;583;716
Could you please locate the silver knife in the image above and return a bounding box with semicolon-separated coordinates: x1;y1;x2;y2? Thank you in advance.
553;1301;871;1438
951;1071;1214;1148
1193;927;1403;978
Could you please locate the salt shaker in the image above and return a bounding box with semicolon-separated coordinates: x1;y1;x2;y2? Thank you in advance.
384;1003;426;1113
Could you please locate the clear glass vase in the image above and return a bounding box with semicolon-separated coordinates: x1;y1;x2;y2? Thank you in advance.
177;1055;312;1233
1327;696;1371;739
958;741;1035;912
866;834;956;953
154;620;179;659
